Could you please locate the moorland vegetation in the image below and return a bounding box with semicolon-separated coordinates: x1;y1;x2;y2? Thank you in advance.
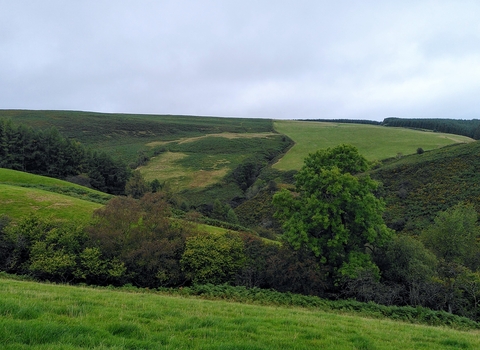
1;110;480;334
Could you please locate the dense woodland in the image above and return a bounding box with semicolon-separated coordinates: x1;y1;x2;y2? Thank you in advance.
309;117;480;139
383;117;480;139
0;119;131;194
1;117;480;324
302;119;382;125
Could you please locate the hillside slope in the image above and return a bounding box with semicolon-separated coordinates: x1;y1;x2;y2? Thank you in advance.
273;120;474;171
0;110;292;205
370;141;480;234
0;110;276;163
0;168;107;222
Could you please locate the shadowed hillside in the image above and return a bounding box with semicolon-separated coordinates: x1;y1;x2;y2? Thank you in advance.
371;141;480;234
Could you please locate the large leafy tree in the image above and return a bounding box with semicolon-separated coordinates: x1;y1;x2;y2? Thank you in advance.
273;144;392;279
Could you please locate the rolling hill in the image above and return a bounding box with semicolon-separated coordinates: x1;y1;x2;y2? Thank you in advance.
4;109;477;229
3;110;474;208
273;120;474;171
0;168;109;223
0;110;277;164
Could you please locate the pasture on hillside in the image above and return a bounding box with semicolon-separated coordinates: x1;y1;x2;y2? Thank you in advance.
273;120;474;171
0;111;292;202
0;169;108;223
0;185;102;223
1;277;479;349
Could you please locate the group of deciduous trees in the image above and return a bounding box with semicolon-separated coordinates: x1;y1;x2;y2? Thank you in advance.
272;144;480;321
0;193;328;296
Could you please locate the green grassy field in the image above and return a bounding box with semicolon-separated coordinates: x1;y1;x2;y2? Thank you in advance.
0;169;107;223
1;277;479;349
273;120;474;171
0;168;111;199
0;185;102;223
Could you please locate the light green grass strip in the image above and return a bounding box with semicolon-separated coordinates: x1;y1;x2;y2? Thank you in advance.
273;120;474;171
0;184;101;223
0;168;106;192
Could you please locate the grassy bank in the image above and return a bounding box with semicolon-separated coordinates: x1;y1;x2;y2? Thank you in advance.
371;140;480;233
1;277;479;349
0;168;106;223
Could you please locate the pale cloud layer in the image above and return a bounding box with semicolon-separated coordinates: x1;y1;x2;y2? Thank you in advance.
1;0;480;120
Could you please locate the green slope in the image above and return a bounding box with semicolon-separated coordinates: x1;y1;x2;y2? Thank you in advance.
0;110;292;203
0;168;107;222
370;141;480;234
1;277;479;349
0;109;276;163
273;120;474;171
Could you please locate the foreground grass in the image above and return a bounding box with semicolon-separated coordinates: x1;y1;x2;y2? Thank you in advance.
1;278;479;349
273;120;474;170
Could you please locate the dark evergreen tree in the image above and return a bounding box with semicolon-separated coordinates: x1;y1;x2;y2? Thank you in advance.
0;119;131;194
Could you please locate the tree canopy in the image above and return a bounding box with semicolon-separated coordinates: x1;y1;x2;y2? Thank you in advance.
421;202;480;269
273;144;392;279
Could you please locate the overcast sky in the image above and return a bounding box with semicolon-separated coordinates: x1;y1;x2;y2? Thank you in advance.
1;1;480;120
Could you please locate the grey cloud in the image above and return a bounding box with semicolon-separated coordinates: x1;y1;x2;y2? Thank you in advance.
1;1;480;120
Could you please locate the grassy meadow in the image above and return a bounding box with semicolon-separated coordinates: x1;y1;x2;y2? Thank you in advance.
0;184;102;223
273;120;474;171
1;277;479;349
0;169;107;223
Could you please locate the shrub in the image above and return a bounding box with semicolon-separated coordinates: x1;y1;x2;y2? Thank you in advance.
87;193;193;287
181;231;246;285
